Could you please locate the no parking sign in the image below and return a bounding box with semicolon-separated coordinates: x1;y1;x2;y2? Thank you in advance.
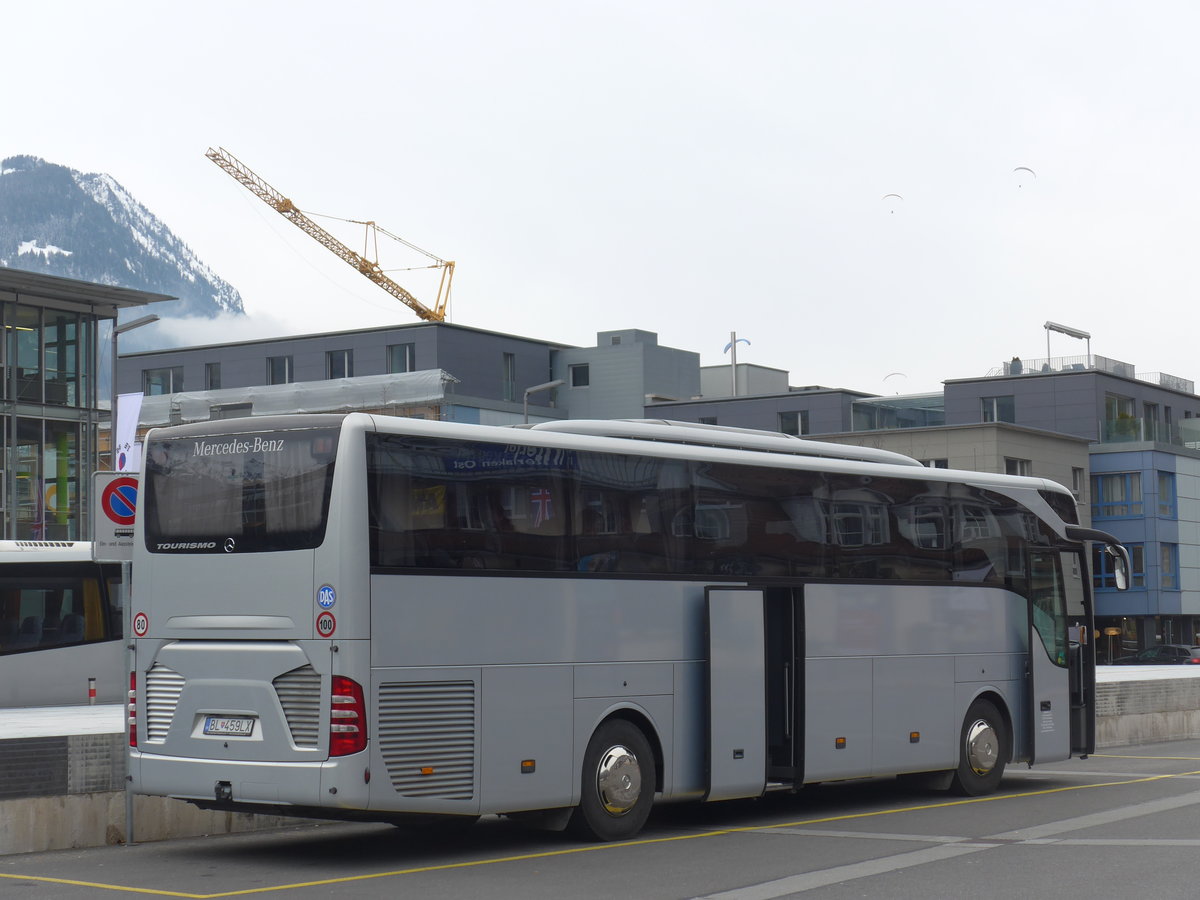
92;471;139;562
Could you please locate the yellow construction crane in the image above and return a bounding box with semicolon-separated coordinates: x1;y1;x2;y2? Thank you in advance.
206;147;453;322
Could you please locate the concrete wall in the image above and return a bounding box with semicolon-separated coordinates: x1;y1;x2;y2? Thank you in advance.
0;732;316;855
1095;676;1200;747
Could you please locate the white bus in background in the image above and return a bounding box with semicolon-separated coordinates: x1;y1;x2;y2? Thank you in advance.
0;541;124;707
127;414;1128;841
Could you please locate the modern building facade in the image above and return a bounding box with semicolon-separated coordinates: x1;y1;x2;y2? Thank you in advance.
0;268;168;539
119;324;700;429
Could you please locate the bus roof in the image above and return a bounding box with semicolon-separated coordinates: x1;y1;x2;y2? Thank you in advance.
0;541;96;563
526;419;927;467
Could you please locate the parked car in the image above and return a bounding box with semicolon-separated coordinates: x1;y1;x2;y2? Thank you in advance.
1111;644;1200;665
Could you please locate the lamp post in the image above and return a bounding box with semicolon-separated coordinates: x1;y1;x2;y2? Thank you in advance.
723;333;751;396
110;314;159;468
108;310;157;848
523;379;565;424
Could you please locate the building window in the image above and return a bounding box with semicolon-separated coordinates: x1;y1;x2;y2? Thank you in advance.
1071;467;1085;499
569;364;590;388
981;396;1015;423
611;336;621;345
1093;542;1145;590
779;410;808;436
922;459;949;468
326;349;353;379
205;362;221;391
699;416;717;425
502;353;516;402
267;355;293;385
1004;457;1032;477
1161;544;1179;590
143;366;183;395
1157;471;1177;518
1092;472;1142;519
387;343;416;374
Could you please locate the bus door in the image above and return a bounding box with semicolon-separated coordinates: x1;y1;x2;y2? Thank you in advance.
1062;549;1096;755
1026;550;1071;765
705;587;767;802
764;587;803;785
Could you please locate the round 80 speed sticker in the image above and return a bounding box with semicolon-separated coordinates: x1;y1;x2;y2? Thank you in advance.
133;611;149;637
316;611;336;637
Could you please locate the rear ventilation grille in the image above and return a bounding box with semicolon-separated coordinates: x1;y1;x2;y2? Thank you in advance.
144;664;186;742
273;665;323;748
377;681;476;799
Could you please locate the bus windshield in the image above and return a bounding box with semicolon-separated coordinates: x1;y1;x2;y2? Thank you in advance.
143;426;340;553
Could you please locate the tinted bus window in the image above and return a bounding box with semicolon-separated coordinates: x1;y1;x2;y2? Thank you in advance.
0;563;113;654
144;427;340;553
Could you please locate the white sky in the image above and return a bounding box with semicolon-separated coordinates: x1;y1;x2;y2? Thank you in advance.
6;1;1197;395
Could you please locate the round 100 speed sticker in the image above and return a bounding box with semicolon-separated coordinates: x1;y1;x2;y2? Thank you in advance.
316;611;336;637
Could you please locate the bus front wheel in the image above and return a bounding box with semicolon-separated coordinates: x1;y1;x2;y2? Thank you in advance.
950;698;1008;796
567;719;655;841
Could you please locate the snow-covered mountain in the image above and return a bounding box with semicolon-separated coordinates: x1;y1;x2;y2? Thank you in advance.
0;155;244;328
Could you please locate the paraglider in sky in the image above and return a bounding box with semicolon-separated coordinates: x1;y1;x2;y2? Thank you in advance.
1013;166;1036;188
882;193;903;213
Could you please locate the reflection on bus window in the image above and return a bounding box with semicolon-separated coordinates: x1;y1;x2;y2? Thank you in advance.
366;435;1064;590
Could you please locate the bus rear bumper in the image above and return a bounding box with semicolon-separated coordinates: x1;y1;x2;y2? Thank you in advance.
129;750;365;810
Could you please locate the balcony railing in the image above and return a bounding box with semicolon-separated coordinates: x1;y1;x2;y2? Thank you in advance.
1102;417;1200;447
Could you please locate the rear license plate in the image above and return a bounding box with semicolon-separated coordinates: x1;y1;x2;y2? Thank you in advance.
203;716;256;737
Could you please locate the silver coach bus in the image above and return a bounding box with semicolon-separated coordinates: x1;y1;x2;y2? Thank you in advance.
127;414;1128;841
0;541;124;707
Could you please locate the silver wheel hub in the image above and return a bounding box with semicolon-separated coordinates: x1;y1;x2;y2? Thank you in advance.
964;718;999;776
596;744;642;816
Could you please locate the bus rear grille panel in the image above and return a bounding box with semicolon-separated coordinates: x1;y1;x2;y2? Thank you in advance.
273;665;322;748
377;681;476;799
144;664;185;742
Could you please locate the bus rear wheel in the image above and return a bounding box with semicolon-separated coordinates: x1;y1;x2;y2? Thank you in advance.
567;719;655;841
950;698;1008;796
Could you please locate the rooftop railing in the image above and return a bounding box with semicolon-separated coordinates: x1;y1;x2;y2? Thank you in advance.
986;354;1136;379
1137;372;1196;393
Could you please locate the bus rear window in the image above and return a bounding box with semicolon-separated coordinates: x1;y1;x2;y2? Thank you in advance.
143;428;339;553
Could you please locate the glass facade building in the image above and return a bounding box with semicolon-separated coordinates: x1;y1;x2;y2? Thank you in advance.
0;269;170;540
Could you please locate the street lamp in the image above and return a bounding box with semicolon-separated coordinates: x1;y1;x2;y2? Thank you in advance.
523;379;565;424
110;314;159;468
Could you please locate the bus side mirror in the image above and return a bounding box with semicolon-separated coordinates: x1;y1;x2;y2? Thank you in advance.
1107;544;1131;591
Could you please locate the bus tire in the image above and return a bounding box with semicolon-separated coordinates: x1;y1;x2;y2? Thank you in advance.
567;719;655;841
950;698;1008;796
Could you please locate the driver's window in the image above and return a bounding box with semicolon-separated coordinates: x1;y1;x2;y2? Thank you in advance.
1030;551;1068;666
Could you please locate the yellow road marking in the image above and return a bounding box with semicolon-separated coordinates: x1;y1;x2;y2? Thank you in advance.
1092;753;1200;761
5;768;1200;898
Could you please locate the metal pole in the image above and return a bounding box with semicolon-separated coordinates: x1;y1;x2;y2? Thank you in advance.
123;557;135;846
729;331;737;396
110;327;118;471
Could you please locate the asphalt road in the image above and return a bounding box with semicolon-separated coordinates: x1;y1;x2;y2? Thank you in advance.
4;737;1200;898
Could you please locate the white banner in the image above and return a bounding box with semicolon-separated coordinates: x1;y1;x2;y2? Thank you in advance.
116;392;144;472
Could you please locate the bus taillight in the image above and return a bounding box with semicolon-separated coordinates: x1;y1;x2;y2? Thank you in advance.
128;671;138;749
330;676;367;757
